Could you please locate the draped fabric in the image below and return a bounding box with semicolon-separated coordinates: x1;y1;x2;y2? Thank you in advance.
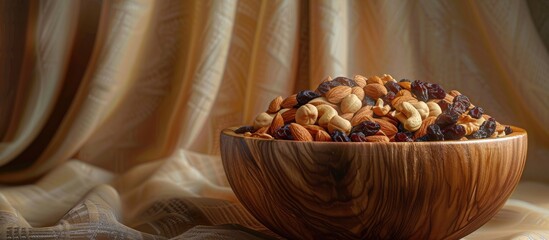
0;0;548;239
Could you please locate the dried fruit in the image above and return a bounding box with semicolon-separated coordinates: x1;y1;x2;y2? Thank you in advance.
426;124;444;141
442;124;466;140
350;132;368;142
468;106;484;119
385;81;402;94
435;111;459;128
504;126;513;135
394;132;413;142
272;124;293;140
296;90;321;106
411;80;429;102
470;117;497;139
426;83;446;99
237;74;513;142
351;120;380;136
235;126;254;134
331;130;351;142
333;76;358;87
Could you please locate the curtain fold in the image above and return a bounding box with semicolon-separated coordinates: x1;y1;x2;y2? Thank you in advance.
0;0;548;239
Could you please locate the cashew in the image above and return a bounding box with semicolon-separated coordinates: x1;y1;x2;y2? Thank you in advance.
411;101;429;119
253;112;274;130
395;102;422;131
373;98;391;116
341;94;362;114
296;104;318;125
316;105;338;128
427;102;442;117
328;115;352;135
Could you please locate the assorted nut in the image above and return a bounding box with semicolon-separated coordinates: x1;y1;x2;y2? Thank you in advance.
236;74;513;142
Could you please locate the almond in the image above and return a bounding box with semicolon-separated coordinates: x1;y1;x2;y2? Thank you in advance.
365;135;390;142
281;108;297;123
351;106;374;126
391;95;418;108
308;97;338;109
367;76;383;85
281;94;298;108
303;124;326;136
398;81;411;90
289;123;313;141
364;83;387;100
353;75;367;88
267;96;283;113
448;90;462;97
351;86;365;101
251;133;274;140
315;130;332;141
255;126;269;134
325;86;352;104
372;118;398;138
413;116;437;139
269;113;284;135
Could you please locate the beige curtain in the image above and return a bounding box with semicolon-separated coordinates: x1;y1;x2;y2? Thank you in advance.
1;0;548;239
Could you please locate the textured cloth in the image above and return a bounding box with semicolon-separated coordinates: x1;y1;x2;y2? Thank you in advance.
0;0;548;239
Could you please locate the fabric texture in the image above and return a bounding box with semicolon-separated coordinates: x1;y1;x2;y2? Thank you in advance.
0;0;548;239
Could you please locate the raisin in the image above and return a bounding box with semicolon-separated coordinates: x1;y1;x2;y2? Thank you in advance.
331;130;351;142
394;132;413;142
397;122;407;133
399;79;411;82
438;101;451;112
296;90;320;106
332;76;358;87
426;124;444;141
411;80;429;102
350;132;368;142
315;80;342;95
385;81;402;94
351;120;380;136
382;91;396;105
273;124;294;140
453;95;471;110
426;83;446;99
504;126;513;135
415;135;430;142
470;118;496;139
234;125;254;134
468;106;484;119
442;124;466;140
435;112;459;128
363;96;376;106
449;101;468;115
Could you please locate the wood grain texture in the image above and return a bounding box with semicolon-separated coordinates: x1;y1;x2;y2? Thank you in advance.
220;127;527;240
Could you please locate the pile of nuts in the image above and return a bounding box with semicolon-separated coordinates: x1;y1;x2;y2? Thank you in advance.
234;75;512;142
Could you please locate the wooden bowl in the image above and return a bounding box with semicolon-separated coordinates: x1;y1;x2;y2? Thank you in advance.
220;127;527;240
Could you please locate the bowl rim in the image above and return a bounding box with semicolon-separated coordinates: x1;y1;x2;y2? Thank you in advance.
221;125;527;145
